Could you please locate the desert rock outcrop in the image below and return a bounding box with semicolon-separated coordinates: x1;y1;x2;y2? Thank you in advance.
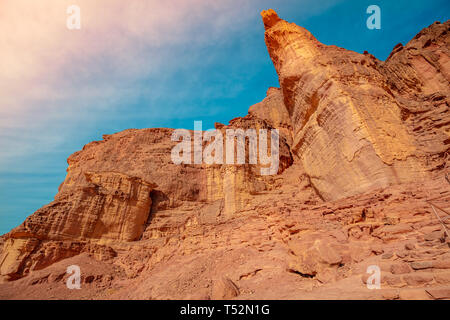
0;10;448;299
262;9;448;201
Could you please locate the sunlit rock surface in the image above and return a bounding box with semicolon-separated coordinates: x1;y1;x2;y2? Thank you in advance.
0;11;448;299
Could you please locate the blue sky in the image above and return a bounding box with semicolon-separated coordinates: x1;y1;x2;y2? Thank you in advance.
0;0;449;235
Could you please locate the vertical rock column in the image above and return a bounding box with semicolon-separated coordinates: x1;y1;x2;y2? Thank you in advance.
261;9;426;201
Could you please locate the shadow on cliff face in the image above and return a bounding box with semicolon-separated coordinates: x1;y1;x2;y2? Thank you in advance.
147;190;170;221
138;189;171;241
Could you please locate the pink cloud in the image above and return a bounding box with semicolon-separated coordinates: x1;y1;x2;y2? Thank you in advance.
0;0;256;96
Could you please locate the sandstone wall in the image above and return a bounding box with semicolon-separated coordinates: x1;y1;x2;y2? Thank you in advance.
261;9;449;201
0;10;448;288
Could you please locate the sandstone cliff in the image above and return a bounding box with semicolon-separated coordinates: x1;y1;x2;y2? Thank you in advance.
262;9;448;201
0;10;449;300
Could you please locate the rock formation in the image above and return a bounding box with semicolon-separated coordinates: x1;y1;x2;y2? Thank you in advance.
262;9;448;200
0;10;449;300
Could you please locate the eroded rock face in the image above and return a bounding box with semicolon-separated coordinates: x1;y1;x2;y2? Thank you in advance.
249;87;293;146
8;171;156;242
0;10;449;298
0;171;152;280
211;276;240;299
380;21;450;174
262;9;449;201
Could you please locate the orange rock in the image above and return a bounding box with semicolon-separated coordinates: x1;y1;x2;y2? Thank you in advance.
434;272;450;284
399;289;432;300
262;10;448;201
211;277;240;300
390;263;412;275
425;288;450;300
403;273;434;286
0;10;448;300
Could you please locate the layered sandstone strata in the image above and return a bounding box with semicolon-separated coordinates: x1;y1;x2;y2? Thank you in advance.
261;9;449;201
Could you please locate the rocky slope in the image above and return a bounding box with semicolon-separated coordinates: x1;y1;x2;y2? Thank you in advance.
0;10;449;300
